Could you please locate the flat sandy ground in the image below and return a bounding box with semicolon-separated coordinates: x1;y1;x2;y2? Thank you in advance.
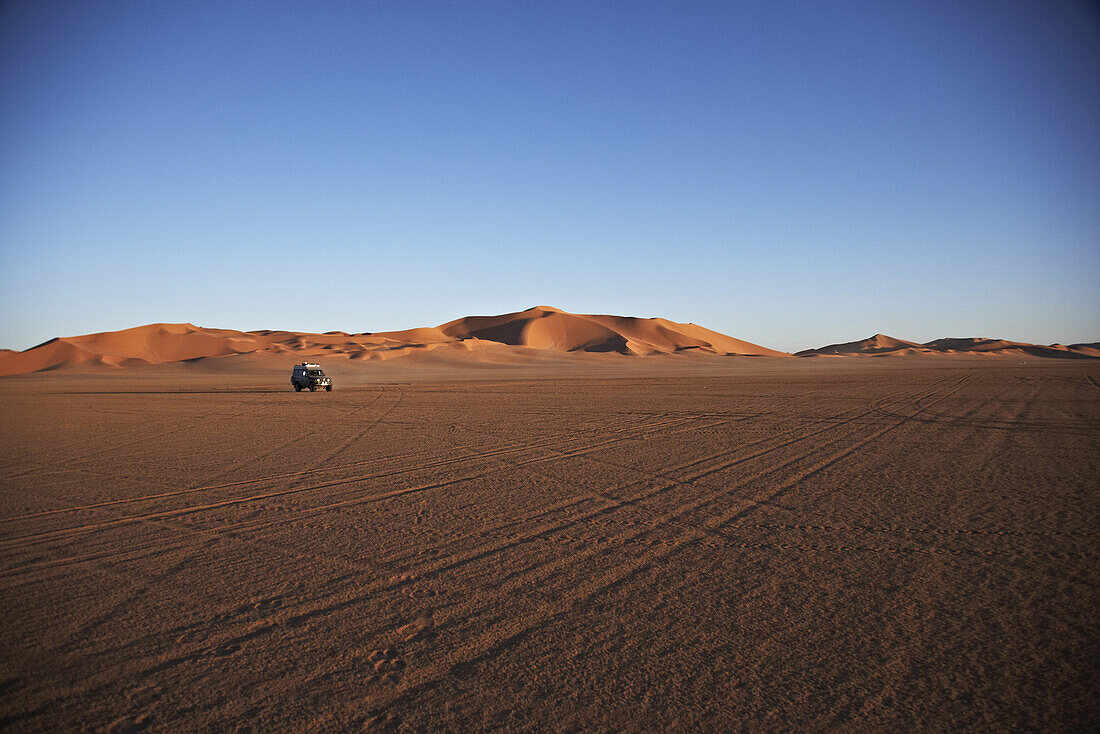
1;360;1097;731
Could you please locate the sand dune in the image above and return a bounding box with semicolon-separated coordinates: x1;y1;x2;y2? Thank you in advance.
3;313;1096;376
794;334;931;356
798;334;1099;359
0;307;787;376
439;306;788;357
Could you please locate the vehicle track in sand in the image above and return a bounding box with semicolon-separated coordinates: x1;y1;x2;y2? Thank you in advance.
1;403;760;691
872;396;1098;434
0;398;273;485
340;373;1100;722
36;375;969;710
0;409;688;549
0;387;391;493
0;375;947;704
428;373;1098;567
192;380;927;578
344;389;979;722
3;375;942;562
5;384;620;531
5;367;1098;732
0;407;713;580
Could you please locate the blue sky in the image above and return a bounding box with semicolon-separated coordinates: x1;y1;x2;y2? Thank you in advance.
1;0;1097;352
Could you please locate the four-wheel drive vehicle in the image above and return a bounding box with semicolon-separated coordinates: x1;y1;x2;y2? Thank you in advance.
291;363;332;391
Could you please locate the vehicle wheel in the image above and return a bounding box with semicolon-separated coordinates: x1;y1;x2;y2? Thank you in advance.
309;386;316;392
294;385;302;392
325;385;332;392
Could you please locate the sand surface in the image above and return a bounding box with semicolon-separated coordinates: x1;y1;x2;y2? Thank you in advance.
1;360;1098;731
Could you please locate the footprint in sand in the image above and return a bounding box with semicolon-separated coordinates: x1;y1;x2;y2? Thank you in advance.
365;648;406;684
394;573;438;600
396;610;435;643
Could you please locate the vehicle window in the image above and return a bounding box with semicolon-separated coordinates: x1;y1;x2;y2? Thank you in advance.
308;370;324;376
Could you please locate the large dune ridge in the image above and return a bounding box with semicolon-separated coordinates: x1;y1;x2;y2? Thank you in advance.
0;307;788;376
3;312;1096;377
797;334;1100;359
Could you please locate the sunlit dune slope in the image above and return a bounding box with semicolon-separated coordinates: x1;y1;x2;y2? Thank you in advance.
439;306;787;356
794;334;930;356
0;324;255;373
798;334;1099;359
5;311;1095;376
0;307;787;375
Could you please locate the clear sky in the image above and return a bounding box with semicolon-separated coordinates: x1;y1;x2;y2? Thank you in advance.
1;0;1097;353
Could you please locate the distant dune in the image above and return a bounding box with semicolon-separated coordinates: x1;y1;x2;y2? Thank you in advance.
794;334;930;356
797;334;1100;359
4;314;1095;376
0;306;787;376
439;306;787;357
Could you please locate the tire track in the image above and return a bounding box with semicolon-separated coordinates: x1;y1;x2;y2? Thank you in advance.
0;374;948;583
4;377;935;583
843;373;1100;577
304;387;405;469
872;374;1096;433
8;370;1095;732
191;388;390;486
0;418;708;558
94;377;957;691
336;374;1011;720
6;383;620;526
0;410;682;538
142;376;950;560
0;398;273;483
1;375;960;718
499;532;1099;561
5;374;944;587
0;411;712;583
440;374;1098;544
516;518;1099;541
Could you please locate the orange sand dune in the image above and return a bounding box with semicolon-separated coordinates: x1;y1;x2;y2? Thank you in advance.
439;306;787;356
0;307;787;376
798;334;1099;359
794;334;931;356
1068;342;1100;358
5;313;1095;376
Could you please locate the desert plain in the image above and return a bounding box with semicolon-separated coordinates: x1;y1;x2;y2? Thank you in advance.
0;315;1098;731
